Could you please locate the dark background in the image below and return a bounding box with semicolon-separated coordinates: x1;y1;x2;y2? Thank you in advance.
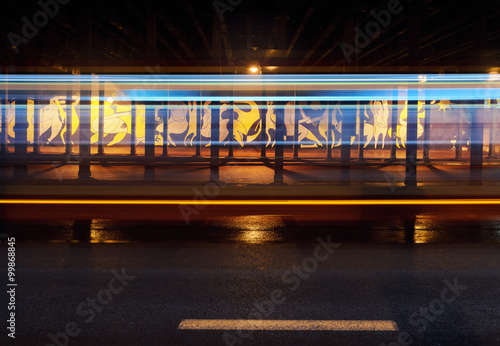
1;0;499;74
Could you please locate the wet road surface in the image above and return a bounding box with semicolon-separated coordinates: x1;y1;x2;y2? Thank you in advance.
1;215;500;345
2;214;500;244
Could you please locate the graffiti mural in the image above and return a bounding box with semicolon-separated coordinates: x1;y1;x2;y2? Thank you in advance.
5;99;16;143
3;95;79;146
266;101;330;148
364;100;389;148
428;99;469;150
91;94;131;146
233;101;261;146
2;93;497;156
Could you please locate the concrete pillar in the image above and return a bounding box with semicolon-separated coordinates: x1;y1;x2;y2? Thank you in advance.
78;6;92;179
340;14;356;184
405;1;421;186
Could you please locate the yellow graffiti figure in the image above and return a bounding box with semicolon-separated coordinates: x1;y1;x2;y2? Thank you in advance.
364;100;389;148
91;95;131;146
233;100;261;146
395;100;425;148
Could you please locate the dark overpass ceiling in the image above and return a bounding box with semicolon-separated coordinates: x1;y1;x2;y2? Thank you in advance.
1;0;499;74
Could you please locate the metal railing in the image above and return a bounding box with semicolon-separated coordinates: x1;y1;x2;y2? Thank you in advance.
0;74;499;185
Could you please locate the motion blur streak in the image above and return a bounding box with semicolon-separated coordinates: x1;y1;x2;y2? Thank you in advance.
1;199;500;205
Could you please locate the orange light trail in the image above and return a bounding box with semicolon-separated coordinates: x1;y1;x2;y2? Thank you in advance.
0;199;499;205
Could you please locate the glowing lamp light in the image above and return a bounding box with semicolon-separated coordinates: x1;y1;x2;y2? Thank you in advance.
488;69;499;81
249;66;259;73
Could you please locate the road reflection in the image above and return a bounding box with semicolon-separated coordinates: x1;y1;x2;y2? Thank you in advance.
207;215;286;243
3;215;500;244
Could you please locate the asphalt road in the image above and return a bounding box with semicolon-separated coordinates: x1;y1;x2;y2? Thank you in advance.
1;237;499;346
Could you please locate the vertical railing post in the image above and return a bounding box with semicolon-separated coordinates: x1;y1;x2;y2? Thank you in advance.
490;99;498;158
32;89;41;155
293;100;300;159
162;102;168;156
144;101;156;179
78;81;91;179
228;98;234;158
195;95;202;157
65;88;72;156
405;0;421;185
79;0;92;174
0;70;4;154
210;100;220;181
260;92;267;158
274;93;285;184
487;99;496;158
469;100;484;185
405;88;418;187
390;89;398;162
14;93;28;177
130;100;136;155
423;93;431;163
341;13;356;183
97;82;104;156
0;87;6;154
211;7;221;178
340;101;354;185
455;100;463;160
326;100;332;160
358;102;365;161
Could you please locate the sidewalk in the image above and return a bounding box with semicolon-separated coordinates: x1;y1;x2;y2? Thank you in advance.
1;161;499;199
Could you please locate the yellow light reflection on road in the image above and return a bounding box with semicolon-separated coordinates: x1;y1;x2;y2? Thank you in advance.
209;215;285;243
89;219;131;243
413;215;440;244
